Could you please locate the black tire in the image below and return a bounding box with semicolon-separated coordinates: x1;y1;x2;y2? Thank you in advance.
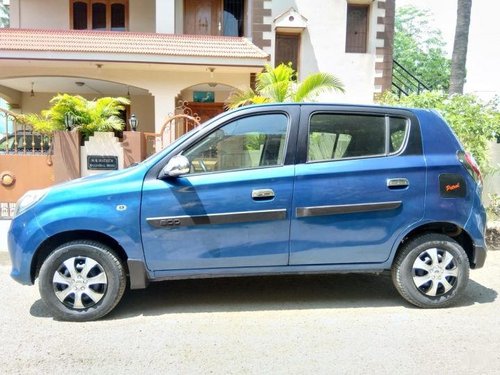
392;233;469;308
39;241;126;321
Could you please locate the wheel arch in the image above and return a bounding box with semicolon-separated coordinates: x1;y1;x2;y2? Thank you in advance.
31;230;129;284
395;222;474;267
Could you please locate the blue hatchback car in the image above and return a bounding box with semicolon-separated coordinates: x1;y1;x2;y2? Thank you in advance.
8;103;487;321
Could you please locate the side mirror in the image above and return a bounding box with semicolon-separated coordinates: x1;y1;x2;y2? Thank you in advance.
161;155;190;178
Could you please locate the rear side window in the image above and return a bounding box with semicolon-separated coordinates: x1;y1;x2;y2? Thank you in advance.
308;113;409;162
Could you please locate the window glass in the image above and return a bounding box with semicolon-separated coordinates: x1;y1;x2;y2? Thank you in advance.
389;117;408;153
73;2;88;29
308;114;389;161
111;3;125;30
183;114;288;174
92;2;107;30
71;0;128;31
223;0;244;36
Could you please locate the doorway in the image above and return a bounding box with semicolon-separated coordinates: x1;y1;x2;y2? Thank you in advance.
184;0;245;36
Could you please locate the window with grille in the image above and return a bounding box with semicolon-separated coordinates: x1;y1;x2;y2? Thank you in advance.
223;0;244;36
345;4;369;53
71;0;128;31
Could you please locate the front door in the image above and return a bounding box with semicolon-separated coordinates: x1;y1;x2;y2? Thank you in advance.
184;0;222;35
141;110;297;271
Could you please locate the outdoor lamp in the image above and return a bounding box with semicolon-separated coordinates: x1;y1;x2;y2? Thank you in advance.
129;114;138;131
64;112;74;130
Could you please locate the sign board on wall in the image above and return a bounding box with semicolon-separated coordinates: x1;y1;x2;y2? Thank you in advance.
87;155;119;170
80;132;124;177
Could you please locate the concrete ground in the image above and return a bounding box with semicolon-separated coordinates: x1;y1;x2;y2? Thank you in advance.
0;249;499;374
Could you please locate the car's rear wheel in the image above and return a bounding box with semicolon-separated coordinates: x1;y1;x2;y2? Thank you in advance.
39;241;126;321
392;233;469;308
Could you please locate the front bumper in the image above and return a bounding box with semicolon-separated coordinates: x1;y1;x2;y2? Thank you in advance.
8;210;48;285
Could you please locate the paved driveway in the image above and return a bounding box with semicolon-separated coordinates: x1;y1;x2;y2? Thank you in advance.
1;251;499;374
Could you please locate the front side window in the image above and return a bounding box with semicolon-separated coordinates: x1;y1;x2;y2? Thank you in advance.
71;0;128;31
183;114;288;174
308;114;408;162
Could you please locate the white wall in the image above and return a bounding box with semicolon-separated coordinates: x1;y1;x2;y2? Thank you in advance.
156;0;175;33
130;94;155;133
18;0;69;29
271;0;381;103
130;0;155;33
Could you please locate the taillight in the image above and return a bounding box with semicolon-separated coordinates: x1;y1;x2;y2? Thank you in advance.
458;151;482;184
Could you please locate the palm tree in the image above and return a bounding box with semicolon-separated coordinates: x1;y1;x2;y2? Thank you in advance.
449;0;472;94
225;63;344;109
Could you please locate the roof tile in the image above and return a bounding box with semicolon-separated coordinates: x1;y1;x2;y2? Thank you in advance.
0;29;269;60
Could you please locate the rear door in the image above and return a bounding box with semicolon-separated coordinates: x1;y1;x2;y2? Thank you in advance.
290;106;426;265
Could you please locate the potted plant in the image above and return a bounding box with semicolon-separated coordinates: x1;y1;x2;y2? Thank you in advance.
21;93;130;140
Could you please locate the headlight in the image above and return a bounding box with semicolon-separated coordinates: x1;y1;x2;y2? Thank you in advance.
14;188;49;217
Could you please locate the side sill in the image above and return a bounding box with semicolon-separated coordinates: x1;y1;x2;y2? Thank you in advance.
127;259;150;289
151;264;388;282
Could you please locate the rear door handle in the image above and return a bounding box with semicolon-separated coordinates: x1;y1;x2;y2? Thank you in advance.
387;178;409;189
252;189;275;201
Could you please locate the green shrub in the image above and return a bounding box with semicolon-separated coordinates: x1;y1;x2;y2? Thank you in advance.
379;91;500;174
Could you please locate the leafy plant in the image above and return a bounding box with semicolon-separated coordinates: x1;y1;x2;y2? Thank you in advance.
394;6;451;91
379;91;500;174
225;63;344;109
20;94;130;140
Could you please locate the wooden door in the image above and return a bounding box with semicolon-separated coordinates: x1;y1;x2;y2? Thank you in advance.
184;0;222;35
345;5;368;53
187;102;225;123
275;33;300;71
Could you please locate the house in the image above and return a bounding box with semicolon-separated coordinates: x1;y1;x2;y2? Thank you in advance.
0;0;395;137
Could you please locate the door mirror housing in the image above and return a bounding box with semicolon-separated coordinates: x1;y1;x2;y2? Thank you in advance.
161;155;190;178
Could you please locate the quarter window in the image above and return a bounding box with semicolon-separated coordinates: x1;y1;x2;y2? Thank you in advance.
308;114;408;162
183;114;288;174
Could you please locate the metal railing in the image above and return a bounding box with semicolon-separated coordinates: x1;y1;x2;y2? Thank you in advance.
392;59;431;97
0;108;52;155
143;101;201;157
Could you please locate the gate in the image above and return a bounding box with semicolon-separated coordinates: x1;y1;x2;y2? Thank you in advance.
144;101;201;156
0;108;54;218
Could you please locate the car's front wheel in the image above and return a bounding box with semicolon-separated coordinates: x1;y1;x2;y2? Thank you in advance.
39;241;126;321
392;233;469;308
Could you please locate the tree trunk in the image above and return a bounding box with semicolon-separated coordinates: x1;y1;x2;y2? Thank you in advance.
449;0;472;95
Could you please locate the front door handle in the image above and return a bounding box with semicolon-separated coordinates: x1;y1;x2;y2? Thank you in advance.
252;189;275;201
387;178;409;189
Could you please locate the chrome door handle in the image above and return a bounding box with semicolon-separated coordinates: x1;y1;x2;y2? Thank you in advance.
252;189;275;200
387;178;409;189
